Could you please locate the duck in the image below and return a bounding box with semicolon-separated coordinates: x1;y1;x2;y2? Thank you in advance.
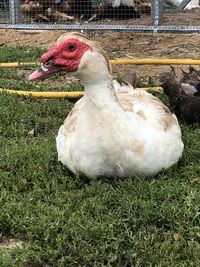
160;67;200;124
28;32;184;179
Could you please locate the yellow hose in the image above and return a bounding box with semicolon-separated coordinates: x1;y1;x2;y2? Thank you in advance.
0;87;163;99
110;58;200;65
1;58;200;68
0;88;84;98
0;62;39;68
0;58;167;99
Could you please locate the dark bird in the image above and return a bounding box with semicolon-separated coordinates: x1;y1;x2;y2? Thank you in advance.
160;67;200;124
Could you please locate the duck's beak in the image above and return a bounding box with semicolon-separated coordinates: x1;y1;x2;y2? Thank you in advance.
28;59;63;81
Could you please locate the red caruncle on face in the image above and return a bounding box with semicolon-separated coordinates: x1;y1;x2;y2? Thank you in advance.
40;38;91;72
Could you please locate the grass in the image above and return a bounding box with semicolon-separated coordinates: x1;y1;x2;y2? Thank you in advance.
1;46;200;267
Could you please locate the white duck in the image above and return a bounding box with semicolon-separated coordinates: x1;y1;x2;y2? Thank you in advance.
28;32;184;179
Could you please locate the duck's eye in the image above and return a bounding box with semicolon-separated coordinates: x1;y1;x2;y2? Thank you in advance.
67;43;77;52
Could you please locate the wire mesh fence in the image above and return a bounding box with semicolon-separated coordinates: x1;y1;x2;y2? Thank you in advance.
0;0;9;22
0;0;200;31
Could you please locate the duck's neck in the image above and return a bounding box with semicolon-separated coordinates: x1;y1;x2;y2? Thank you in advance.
84;77;119;108
75;50;120;109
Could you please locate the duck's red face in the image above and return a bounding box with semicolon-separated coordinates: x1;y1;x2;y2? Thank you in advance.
28;38;90;81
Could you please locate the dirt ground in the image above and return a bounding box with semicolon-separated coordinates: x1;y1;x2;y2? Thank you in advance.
1;28;200;82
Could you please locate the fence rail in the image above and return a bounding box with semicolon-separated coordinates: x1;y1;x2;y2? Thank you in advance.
0;0;200;32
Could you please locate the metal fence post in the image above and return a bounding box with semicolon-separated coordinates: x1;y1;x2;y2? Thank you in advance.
151;0;163;33
15;0;21;23
9;0;20;24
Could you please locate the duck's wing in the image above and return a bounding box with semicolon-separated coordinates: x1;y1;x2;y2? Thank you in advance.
116;89;179;131
57;97;83;152
59;97;84;134
56;97;84;172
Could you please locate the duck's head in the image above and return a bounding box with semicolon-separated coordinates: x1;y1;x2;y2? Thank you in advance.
28;32;111;83
180;66;200;87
